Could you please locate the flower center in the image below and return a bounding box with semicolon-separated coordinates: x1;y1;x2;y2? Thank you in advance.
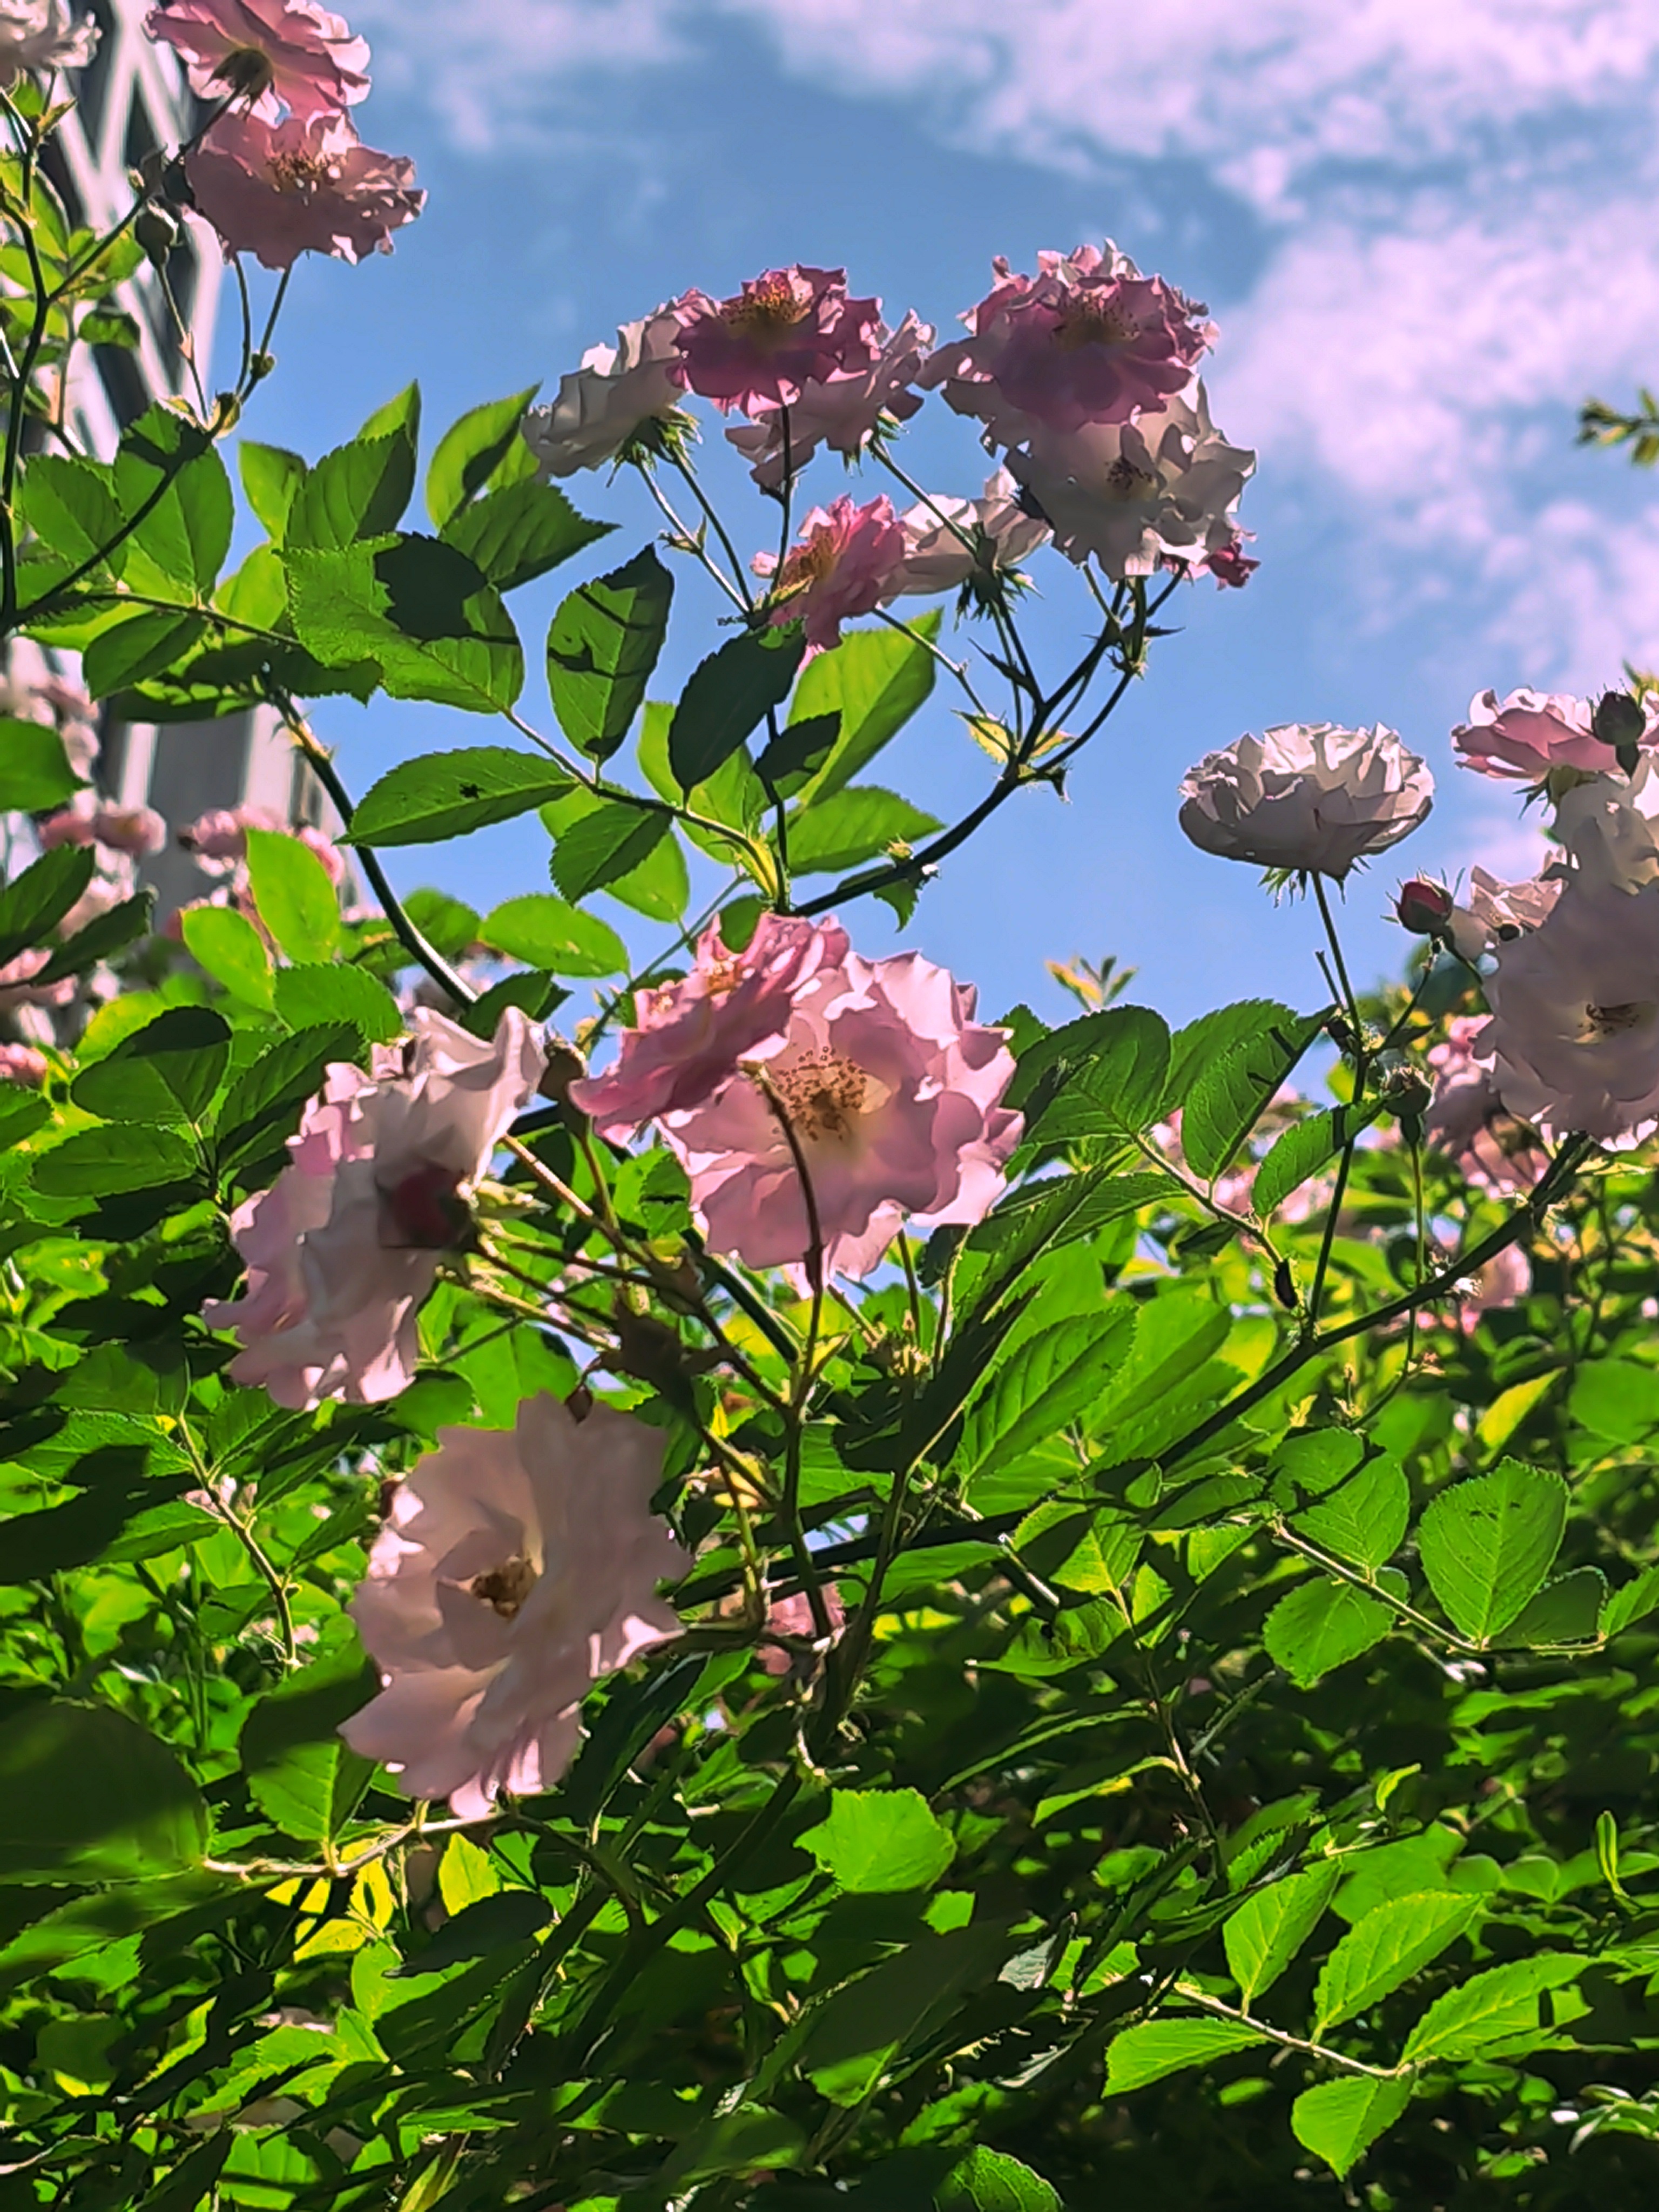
1104;455;1157;501
1054;295;1137;352
771;1047;868;1141
469;1556;537;1620
1586;1001;1651;1038
778;529;840;598
377;1162;470;1250
268;150;329;195
213;44;277;100
723;274;811;347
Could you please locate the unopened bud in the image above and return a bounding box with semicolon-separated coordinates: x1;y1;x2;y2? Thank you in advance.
1385;1065;1433;1116
1593;690;1647;754
1395;878;1454;935
133;205;179;268
537;1040;586;1111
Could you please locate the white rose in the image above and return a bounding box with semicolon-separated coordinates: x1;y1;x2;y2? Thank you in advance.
1179;721;1433;879
521;306;685;478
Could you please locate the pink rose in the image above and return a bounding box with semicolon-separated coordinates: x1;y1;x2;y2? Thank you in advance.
663;939;1021;1279
569;915;847;1141
1451;687;1657;783
1423;1017;1548;1197
752;494;908;656
0;1;97;82
0;1041;48;1085
672;266;883;415
521;306;687;478
204;1008;545;1408
340;1394;686;1817
0;948;73;1011
91;803;166;858
889;468;1050;599
1446;866;1561;960
725;309;933;489
186;110;422;272
921;243;1214;447
36;796;97;850
144;0;369;120
1478;879;1659;1143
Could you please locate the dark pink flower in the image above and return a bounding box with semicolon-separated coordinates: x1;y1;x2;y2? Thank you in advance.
725;309;933;488
663;939;1021;1279
922;243;1214;447
569;916;847;1141
1451;687;1657;783
1204;539;1259;589
342;1395;686;1817
144;0;369;120
186;110;422;272
204;1009;544;1408
672;266;883;414
752;494;907;655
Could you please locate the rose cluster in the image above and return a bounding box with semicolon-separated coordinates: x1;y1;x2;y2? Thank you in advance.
521;249;1256;653
144;0;422;270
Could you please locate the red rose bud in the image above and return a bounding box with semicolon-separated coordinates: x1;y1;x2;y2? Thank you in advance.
1395;879;1454;935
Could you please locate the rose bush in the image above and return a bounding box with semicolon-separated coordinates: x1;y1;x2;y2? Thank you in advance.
1;19;1659;2212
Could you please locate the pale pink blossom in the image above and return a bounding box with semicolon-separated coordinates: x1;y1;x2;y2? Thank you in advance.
144;0;369;120
0;0;96;80
1431;1242;1532;1335
672;266;882;414
186;110;422;272
1004;385;1254;581
663;940;1020;1279
181;804;345;886
0;948;72;1011
1446;866;1562;959
204;1009;544;1409
725;309;934;489
1423;1017;1548;1197
341;1394;685;1817
759;1582;846;1676
569;915;847;1141
1179;724;1433;880
521;306;688;478
921;243;1214;448
1545;766;1659;895
0;1042;47;1084
889;468;1051;599
95;804;166;858
1451;688;1657;783
1478;879;1659;1143
57;871;129;940
753;494;907;655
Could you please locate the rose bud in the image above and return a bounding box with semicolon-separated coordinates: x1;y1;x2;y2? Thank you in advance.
1395;878;1454;935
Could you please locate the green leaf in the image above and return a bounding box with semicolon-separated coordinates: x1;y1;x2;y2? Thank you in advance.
798;1923;1011;2104
786;784;941;874
0;845;94;966
33;1123;200;1196
70;1006;229;1125
756;710;839;799
1105;2017;1269;2092
1505;1565;1606;1645
1415;1458;1568;1644
1602;1560;1659;1636
1224;1863;1341;2003
0;716;82;810
113;404;232;594
32;888;153;983
1402;1953;1584;2063
461;970;565;1036
546;545;673;761
1180;1006;1325;1181
401;1890;552;1974
287;415;417;550
0;1702;207;1883
286;536;524;715
606;817;689;921
181;903;274;1008
939;2148;1061;2212
668;628;804;791
1291;2076;1412;2180
78;304;140;348
82;607;206;697
666;2103;810;2183
402;888;480;960
787;617;938;799
800;1788;956;1892
549;798;669;902
214;1023;361;1178
1164;998;1312;1114
20;454;125;568
1024;1006;1172;1141
1263;1579;1393;1688
244;826;341;963
352;744;572;847
480;893;626;976
426;387;537;527
273;963;404;1044
238;440;307;539
1312;1891;1480;2034
1291;1456;1410;1571
443;477;612;593
956;1306;1135;1494
968;1167;1168;1267
1253;1101;1384;1218
239;1645;379;1842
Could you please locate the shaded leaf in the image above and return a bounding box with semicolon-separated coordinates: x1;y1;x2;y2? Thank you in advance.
0;1702;207;1883
786;784;940;875
480;893;626;976
669;628;803;791
546;545;673;761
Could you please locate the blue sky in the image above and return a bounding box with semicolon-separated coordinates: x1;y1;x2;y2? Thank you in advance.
214;0;1659;1029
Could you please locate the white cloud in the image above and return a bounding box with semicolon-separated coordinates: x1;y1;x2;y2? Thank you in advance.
359;0;1659;680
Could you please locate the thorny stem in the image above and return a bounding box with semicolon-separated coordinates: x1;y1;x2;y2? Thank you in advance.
1176;1985;1407;2080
